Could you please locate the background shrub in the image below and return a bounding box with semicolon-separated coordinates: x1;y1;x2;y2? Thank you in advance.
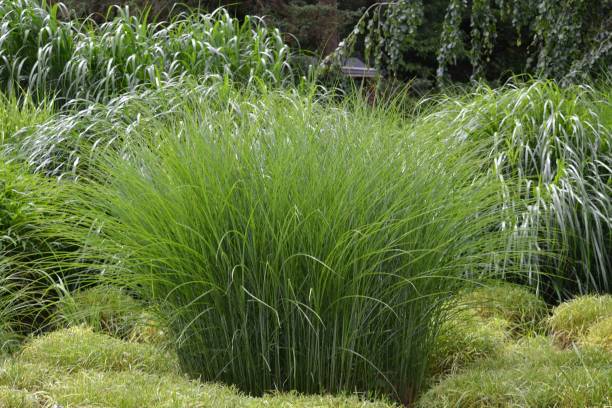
0;94;53;148
15;77;226;177
0;161;75;335
52;285;144;339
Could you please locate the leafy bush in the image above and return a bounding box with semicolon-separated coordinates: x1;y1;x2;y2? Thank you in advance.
0;0;291;104
413;81;611;300
548;295;612;346
418;336;612;407
50;82;522;404
459;282;548;333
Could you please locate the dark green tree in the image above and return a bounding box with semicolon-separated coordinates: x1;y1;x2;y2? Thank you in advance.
325;0;611;85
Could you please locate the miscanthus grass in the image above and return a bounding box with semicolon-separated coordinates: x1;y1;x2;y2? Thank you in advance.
40;82;527;405
413;80;611;300
0;0;291;104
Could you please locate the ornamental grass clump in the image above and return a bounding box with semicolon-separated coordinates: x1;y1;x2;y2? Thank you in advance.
0;0;291;104
415;81;611;300
0;161;75;335
51;83;526;404
14;77;227;177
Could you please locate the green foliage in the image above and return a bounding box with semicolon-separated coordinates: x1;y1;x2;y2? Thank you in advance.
0;326;396;407
412;81;611;299
429;307;509;376
460;283;548;333
429;282;547;378
582;317;612;352
326;0;611;85
15;77;227;177
19;325;178;373
44;80;522;404
548;295;612;346
52;285;144;339
0;161;71;335
0;96;55;346
0;94;53;147
418;336;612;407
0;0;291;104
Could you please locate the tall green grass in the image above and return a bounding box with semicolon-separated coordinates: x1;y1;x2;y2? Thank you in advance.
43;82;526;404
0;0;291;104
0;160;74;336
1;94;64;338
0;92;53;147
13;77;226;177
413;81;611;300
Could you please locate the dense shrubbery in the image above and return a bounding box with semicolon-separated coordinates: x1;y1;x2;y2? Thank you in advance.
0;0;291;104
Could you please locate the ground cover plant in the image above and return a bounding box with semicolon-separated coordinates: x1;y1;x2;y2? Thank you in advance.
0;291;609;407
0;0;291;104
548;294;612;347
0;326;397;408
419;335;612;407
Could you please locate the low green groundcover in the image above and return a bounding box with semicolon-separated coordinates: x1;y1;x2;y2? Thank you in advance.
0;327;396;408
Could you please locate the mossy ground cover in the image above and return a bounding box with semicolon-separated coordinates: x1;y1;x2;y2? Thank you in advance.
1;288;610;407
420;292;612;407
0;326;397;408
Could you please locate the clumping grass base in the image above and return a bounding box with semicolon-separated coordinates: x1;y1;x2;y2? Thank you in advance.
50;82;521;403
